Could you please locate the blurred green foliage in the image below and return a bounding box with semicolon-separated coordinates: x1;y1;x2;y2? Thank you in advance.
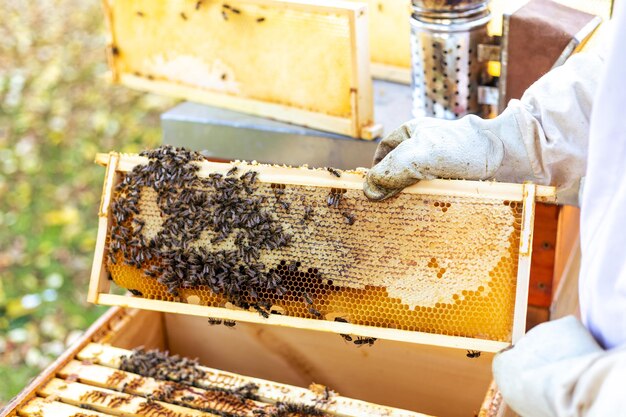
0;0;176;405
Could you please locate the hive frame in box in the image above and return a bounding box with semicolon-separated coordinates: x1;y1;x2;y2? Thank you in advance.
89;152;556;353
0;306;510;417
102;0;382;139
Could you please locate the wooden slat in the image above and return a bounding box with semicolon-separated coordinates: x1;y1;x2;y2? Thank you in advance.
511;183;536;343
58;360;267;417
39;379;217;417
96;293;510;352
94;153;557;202
528;203;559;307
18;397;110;417
87;152;118;303
77;343;432;417
0;307;129;417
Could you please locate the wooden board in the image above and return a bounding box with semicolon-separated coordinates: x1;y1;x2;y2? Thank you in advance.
527;203;559;307
87;152;557;351
103;0;381;139
18;397;110;417
0;307;131;417
164;313;496;417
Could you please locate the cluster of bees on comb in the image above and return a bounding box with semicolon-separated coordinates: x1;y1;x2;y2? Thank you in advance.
107;146;375;347
119;348;331;417
108;146;293;318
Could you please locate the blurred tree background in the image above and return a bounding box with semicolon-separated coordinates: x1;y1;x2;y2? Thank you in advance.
0;0;176;405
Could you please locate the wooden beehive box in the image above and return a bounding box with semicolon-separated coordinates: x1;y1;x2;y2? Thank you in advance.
103;0;381;139
1;306;510;417
88;149;556;353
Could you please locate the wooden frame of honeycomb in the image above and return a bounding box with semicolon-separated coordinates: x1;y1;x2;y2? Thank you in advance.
89;152;556;353
102;0;381;139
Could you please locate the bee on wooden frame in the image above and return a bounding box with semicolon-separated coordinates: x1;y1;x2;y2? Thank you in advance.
354;337;377;347
466;350;481;358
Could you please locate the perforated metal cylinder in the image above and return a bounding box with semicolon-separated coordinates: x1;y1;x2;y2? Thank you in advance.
410;1;491;119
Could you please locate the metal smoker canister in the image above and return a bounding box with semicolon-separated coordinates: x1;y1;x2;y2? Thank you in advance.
410;1;491;119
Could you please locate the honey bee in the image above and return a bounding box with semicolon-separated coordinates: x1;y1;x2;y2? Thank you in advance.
354;337;377;347
466;350;481;358
339;334;353;343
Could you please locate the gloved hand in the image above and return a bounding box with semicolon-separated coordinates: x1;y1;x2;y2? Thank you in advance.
364;51;604;206
494;316;626;417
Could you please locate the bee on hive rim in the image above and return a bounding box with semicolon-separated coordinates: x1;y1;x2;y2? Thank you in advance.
339;334;353;343
354;337;377;347
226;166;238;176
309;383;333;404
326;167;341;177
466;350;481;358
223;320;237;328
253;304;270;319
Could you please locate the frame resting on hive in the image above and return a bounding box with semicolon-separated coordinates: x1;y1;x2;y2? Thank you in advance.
89;151;556;352
102;0;381;139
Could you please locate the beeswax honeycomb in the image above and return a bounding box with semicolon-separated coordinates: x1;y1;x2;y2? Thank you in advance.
106;160;523;343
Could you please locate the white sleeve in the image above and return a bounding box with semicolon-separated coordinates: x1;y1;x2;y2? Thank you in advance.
493;316;626;417
491;48;605;205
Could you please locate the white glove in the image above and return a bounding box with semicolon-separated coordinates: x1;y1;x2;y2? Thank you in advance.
364;51;604;206
493;316;626;417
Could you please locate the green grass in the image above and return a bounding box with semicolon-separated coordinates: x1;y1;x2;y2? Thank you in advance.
0;0;176;405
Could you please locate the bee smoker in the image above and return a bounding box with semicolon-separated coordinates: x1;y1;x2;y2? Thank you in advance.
410;0;492;119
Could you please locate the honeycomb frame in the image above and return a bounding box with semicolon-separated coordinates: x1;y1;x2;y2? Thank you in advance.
89;152;556;352
102;0;381;139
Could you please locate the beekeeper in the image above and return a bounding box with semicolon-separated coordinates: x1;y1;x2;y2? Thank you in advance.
364;3;626;415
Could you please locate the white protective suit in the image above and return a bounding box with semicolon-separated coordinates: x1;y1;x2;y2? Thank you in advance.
364;2;626;414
